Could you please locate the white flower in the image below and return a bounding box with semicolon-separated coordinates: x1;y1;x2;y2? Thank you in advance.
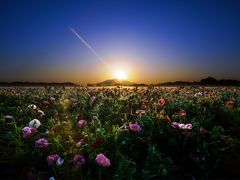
56;158;64;166
45;129;49;135
194;92;203;97
28;104;37;110
5;115;13;120
37;109;45;116
29;119;41;129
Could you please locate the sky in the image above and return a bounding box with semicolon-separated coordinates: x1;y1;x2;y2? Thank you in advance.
0;0;240;84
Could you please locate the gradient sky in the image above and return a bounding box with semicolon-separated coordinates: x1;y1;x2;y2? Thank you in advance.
1;0;240;84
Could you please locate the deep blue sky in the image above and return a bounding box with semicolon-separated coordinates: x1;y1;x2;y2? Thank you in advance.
0;0;240;84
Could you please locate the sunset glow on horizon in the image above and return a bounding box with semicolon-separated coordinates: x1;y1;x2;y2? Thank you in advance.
1;0;240;85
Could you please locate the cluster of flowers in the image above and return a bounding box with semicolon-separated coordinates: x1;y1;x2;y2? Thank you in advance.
22;118;50;148
46;153;111;168
172;122;193;130
22;119;41;138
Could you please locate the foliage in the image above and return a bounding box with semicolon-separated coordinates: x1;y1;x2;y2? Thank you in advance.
0;86;240;179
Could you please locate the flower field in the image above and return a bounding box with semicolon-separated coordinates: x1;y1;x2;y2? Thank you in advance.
1;86;240;179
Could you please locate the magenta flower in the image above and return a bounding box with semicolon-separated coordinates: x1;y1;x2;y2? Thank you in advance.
129;123;141;133
35;138;49;149
172;122;179;129
96;153;111;167
78;120;87;128
47;154;60;165
157;98;165;106
22;126;36;138
73;154;86;166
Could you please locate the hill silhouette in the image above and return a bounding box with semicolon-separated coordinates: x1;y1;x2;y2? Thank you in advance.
88;77;240;87
88;79;135;86
159;77;240;86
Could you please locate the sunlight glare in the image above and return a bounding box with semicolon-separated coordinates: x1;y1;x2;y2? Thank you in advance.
114;71;127;80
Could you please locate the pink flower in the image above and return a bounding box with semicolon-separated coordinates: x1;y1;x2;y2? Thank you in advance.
171;122;192;130
78;120;87;128
35;138;49;149
22;127;37;138
73;154;86;166
172;122;179;129
47;154;60;165
50;97;55;102
91;96;96;101
135;109;146;115
157;98;165;106
96;153;111;167
76;138;85;147
178;110;186;118
129;123;141;133
200;127;207;135
182;124;192;130
5;115;13;120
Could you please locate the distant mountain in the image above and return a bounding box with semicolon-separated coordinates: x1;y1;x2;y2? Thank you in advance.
159;77;240;86
88;79;137;86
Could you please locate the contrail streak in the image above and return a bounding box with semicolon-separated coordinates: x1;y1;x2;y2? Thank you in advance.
70;27;108;67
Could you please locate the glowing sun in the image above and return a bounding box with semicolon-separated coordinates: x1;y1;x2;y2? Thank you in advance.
114;71;128;80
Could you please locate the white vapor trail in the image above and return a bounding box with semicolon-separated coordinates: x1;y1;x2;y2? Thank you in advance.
69;27;108;67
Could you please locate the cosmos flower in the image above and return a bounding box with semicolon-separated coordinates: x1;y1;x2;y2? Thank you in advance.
5;115;13;120
172;122;179;129
50;97;55;102
47;154;60;165
91;96;96;101
171;122;192;130
35;138;49;149
92;116;98;120
56;157;64;166
194;92;203;97
182;124;192;130
178;110;186;118
28;104;37;110
226;100;234;106
135;109;146;115
157;98;165;106
76;138;85;147
129;123;141;133
95;153;111;167
78;120;87;128
172;122;192;130
73;154;86;166
37;110;45;117
29;119;41;129
22;126;37;138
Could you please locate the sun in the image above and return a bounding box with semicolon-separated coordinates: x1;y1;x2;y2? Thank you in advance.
114;71;128;80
